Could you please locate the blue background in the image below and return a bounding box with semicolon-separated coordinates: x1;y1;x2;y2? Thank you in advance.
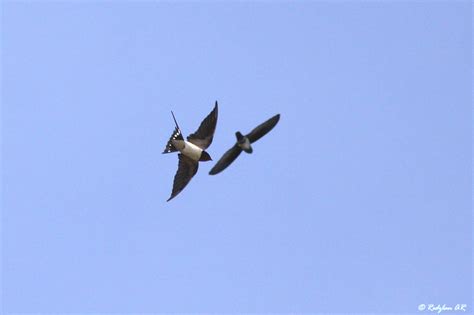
2;1;472;313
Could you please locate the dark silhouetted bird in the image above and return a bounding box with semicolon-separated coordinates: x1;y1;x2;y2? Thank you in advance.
209;113;279;175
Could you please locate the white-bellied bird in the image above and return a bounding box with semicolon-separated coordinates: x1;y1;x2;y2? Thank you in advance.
163;102;218;201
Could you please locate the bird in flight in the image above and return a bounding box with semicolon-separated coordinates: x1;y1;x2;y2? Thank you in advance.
163;101;218;201
209;113;280;175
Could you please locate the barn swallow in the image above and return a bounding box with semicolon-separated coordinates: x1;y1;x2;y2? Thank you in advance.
209;113;280;175
163;101;218;201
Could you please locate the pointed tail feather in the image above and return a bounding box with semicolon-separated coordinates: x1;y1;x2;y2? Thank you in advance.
171;111;180;129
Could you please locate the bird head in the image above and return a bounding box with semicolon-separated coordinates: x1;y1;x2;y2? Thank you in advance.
199;151;212;162
235;131;244;141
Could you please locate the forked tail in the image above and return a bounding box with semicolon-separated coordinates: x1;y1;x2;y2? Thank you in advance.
163;111;184;154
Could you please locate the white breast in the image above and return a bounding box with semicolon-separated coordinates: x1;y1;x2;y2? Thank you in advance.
182;141;203;161
240;137;251;151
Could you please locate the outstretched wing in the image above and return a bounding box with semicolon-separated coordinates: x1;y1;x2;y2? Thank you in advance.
187;101;218;149
167;154;199;201
209;144;242;175
246;114;280;143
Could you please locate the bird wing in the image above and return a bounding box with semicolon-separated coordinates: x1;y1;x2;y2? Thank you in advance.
209;144;242;175
187;101;218;149
167;154;199;201
246;114;280;143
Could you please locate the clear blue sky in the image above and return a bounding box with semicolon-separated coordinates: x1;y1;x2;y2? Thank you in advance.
2;1;471;313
